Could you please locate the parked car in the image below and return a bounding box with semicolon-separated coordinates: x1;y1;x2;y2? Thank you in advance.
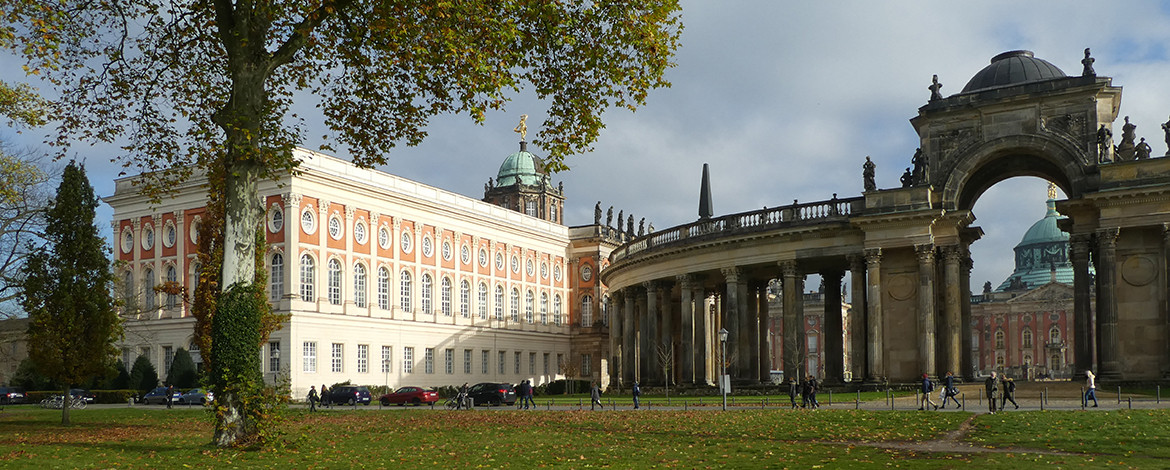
141;386;182;405
379;386;439;406
0;386;27;405
179;388;214;405
466;382;516;406
69;389;97;404
325;385;372;405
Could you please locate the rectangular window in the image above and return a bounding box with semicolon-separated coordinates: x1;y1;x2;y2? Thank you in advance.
303;341;317;373
163;346;174;375
269;341;281;374
425;348;435;374
543;353;550;376
357;344;369;373
498;351;506;374
122;348;131;369
382;346;392;373
464;349;472;374
403;346;414;373
481;350;489;374
444;348;454;374
514;351;521;374
581;354;592;377
331;343;343;373
529;352;536;375
557;353;563;375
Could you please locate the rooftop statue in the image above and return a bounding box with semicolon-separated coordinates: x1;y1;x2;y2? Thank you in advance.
910;148;926;185
1117;116;1136;161
594;201;602;225
627;215;635;238
928;74;943;101
606;206;614;228
863;156;876;191
638;218;645;237
1136;138;1151;160
514;114;528;140
1162;115;1170;156
1081;48;1095;77
900;168;913;188
1096;124;1113;163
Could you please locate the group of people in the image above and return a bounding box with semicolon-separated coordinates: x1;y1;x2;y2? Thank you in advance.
306;383;333;412
787;375;820;409
979;371;1019;413
919;371;964;410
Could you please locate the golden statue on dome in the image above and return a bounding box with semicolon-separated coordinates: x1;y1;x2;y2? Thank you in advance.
514;114;528;140
1048;182;1057;200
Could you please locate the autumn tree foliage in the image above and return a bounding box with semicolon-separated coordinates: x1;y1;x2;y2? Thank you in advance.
20;161;121;425
5;0;681;446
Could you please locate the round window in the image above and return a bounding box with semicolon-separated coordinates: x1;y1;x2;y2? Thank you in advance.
422;236;434;257
495;253;504;270
328;216;343;240
142;226;154;250
163;221;176;248
300;208;316;234
511;256;520;273
554;264;563;281
401;231;413;253
580;265;593;282
526;259;534;276
354;221;367;244
189;216;201;244
442;240;452;261
480;248;489;267
379;226;391;249
541;263;548;279
269;207;284;233
461;245;471;264
121;228;134;254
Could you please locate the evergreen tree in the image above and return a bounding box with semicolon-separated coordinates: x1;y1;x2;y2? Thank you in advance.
11;358;56;390
128;355;159;392
19;161;121;424
167;348;199;389
106;360;131;390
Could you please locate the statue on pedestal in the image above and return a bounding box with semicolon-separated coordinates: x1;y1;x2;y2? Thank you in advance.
928;74;943;101
910;148;926;185
1097;124;1113;163
1081;48;1096;77
1162;115;1170;156
606;206;614;228
1136;138;1152;160
1117;116;1137;161
863;156;876;191
900;168;913;188
594;202;602;225
627;215;635;238
637;218;645;237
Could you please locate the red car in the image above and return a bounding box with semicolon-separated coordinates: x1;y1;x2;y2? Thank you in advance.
379;386;439;406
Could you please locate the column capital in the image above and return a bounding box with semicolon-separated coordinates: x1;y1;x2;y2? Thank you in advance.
847;253;866;271
641;280;660;293
1070;233;1093;259
864;247;882;266
1097;227;1120;249
940;245;963;262
779;260;799;277
915;244;936;263
721;267;743;283
283;192;300;208
676;274;697;289
345;207;355;221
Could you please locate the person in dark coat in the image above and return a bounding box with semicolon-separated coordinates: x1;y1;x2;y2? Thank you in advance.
984;371;999;413
807;376;819;409
166;384;174;409
787;378;799;409
321;384;330;408
941;371;961;409
1000;376;1019;410
590;382;603;410
800;376;811;408
919;373;937;411
307;385;318;412
632;381;641;409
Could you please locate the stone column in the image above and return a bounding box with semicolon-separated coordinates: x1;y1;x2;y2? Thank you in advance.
960;252;974;381
865;248;884;382
609;290;623;386
822;270;844;384
658;281;674;385
1070;233;1094;377
1096;228;1121;379
941;245;962;377
677;275;696;384
720;268;742;379
848;255;866;382
623;289;637;384
915;245;937;377
780;261;803;381
745;280;761;381
758;281;771;382
736;277;752;379
643;282;660;384
1163;226;1170;378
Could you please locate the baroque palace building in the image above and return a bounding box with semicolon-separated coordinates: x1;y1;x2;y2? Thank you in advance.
106;142;620;397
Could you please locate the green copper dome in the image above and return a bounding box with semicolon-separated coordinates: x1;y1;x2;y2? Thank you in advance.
495;146;544;186
996;198;1076;291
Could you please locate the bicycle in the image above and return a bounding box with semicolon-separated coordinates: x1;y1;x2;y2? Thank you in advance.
39;395;87;410
446;394;469;410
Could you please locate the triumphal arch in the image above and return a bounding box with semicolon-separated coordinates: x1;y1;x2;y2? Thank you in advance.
601;50;1170;385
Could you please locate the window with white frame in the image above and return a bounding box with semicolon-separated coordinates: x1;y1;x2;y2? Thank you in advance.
529;352;535;374
581;354;592;376
357;344;368;373
444;348;454;374
269;341;280;374
163;346;174;375
510;288;520;322
331;343;343;373
464;349;472;374
327;259;342;305
303;341;317;373
481;350;489;374
498;351;506;374
1049;326;1061;344
525;290;534;323
995;329;1005;349
425;348;435;374
494;285;504;320
525;199;537;217
165;265;178;309
460;280;470;318
539;292;548;325
353;263;367;308
381;346;392;373
403;346;414;373
440;277;452;317
300;254;315;301
400;270;412;312
377;267;390;310
580;295;593;326
543;353;550;375
553;295;562;325
514;351;521;374
1022;328;1033;348
270;254;284;301
477;282;488;319
143;268;156;311
421;273;433;314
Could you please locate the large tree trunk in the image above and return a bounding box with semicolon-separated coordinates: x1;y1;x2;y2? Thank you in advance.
61;386;70;425
222;162;261;289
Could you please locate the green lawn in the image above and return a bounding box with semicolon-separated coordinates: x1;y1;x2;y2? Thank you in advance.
1;407;1166;468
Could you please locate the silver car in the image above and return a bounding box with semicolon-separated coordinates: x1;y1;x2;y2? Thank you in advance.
178;388;213;405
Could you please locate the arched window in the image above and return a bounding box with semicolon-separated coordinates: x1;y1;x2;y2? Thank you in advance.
1049;326;1061;344
400;270;412;312
510;288;520;322
299;254;315;302
191;262;202;294
460;280;471;318
165;265;178;309
421;273;433;314
143;268;156;311
270;254;284;301
1049;353;1062;369
440;277;452;317
327;258;342;305
1022;328;1033;348
377;267;390;310
553;294;562;325
994;329;1005;349
540;292;549;325
580;294;594;326
494;285;504;320
995;356;1005;368
477;282;488;320
525;290;535;323
353;263;367;308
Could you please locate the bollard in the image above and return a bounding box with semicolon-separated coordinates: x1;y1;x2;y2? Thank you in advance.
828;390;832;406
979;388;983;405
1158;385;1162;404
1040;391;1044;411
578;398;582;410
855;390;860;410
1128;397;1132;409
961;394;965;412
546;400;551;411
684;401;687;411
1045;387;1049;406
128;398;134;407
1117;385;1122;404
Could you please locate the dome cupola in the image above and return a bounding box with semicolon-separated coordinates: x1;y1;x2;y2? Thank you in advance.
961;50;1066;93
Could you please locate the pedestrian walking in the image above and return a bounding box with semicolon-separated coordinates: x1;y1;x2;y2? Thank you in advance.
787;378;799;409
321;384;330;409
1000;377;1019;410
940;371;961;409
632;381;641;409
590;382;603;410
919;373;938;411
800;376;811;408
307;385;318;412
456;382;469;410
1085;370;1098;407
984;371;999;413
166;384;175;409
808;376;819;409
524;380;536;409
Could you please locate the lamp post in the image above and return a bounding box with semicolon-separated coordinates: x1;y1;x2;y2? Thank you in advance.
718;328;729;411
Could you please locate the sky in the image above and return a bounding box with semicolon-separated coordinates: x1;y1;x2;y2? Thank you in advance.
4;0;1170;295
